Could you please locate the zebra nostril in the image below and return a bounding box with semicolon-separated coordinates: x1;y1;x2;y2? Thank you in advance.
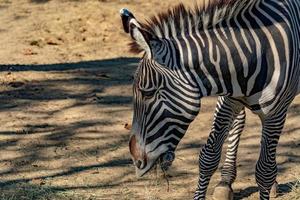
135;160;142;169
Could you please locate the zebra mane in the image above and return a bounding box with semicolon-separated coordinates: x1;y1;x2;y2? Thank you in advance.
129;0;257;53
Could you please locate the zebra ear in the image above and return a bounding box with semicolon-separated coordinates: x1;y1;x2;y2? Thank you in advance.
120;8;159;57
129;24;154;56
130;25;165;63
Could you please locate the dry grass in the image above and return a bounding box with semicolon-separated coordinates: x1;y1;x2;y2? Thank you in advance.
2;179;298;200
0;183;98;200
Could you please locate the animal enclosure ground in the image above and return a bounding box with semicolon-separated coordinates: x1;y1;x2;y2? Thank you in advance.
0;0;299;200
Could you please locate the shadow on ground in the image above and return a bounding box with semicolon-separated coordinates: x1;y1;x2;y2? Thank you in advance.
0;57;139;198
234;180;300;200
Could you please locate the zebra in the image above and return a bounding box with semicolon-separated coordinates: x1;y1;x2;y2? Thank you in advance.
120;0;300;199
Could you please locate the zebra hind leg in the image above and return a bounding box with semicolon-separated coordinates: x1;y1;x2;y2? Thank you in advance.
256;109;287;200
213;109;246;200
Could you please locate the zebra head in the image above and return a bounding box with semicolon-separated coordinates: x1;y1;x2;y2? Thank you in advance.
120;9;201;177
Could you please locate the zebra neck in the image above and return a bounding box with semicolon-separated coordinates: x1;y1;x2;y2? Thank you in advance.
176;29;248;98
201;29;245;97
177;0;280;99
161;0;261;98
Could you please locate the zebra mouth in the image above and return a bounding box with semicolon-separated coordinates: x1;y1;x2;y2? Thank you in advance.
136;151;175;177
159;151;175;171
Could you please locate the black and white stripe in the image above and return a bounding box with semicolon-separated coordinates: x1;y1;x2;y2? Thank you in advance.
121;0;300;199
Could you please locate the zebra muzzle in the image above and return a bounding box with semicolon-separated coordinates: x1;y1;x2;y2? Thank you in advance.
159;151;175;171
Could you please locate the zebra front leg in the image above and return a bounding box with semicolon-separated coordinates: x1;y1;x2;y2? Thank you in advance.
213;109;246;200
194;97;244;200
256;110;287;200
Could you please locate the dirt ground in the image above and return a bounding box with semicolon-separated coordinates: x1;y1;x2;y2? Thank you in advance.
0;0;299;200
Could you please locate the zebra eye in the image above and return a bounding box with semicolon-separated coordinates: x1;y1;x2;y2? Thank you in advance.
140;89;156;98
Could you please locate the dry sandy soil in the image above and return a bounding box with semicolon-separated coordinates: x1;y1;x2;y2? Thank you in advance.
0;0;299;200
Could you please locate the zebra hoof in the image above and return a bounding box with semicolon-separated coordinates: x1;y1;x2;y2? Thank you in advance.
270;181;278;198
213;183;233;200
